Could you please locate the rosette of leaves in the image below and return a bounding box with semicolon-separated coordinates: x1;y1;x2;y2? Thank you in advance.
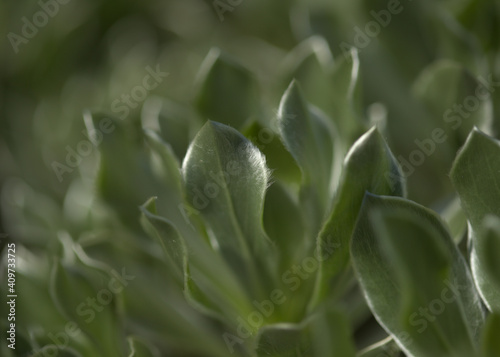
133;49;500;356
1;9;500;355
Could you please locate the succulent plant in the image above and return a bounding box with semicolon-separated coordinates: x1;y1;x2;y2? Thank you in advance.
1;1;500;357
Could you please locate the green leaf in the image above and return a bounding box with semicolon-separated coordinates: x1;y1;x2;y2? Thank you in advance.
49;260;122;357
194;48;260;129
441;196;468;244
278;80;335;191
450;128;500;312
481;312;500;357
140;197;186;284
278;80;338;233
256;307;355;357
329;47;364;144
139;197;248;324
311;127;405;307
182;120;275;299
182;120;272;256
351;194;485;357
281;39;363;146
471;216;500;313
450;128;500;229
143;130;183;195
357;337;401;357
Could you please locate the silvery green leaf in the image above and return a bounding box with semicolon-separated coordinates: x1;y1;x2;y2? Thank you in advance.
450;128;500;312
182;121;275;299
329;47;364;143
282;39;363;146
140;197;186;284
278;80;337;233
450;128;500;229
312;127;405;307
441;196;468;244
143;130;183;194
470;216;500;313
140;197;247;324
351;194;484;357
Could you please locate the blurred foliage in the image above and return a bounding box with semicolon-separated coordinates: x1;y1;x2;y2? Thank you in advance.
1;0;500;356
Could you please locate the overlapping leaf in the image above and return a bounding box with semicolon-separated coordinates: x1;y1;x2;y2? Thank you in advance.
182;121;275;300
351;194;484;357
278;80;338;234
312;127;405;306
450;128;500;312
140;196;252;326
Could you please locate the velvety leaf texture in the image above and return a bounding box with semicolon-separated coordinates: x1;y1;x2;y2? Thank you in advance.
278;79;337;228
182;120;275;302
311;126;406;306
182;120;272;257
351;194;484;357
451;128;500;312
